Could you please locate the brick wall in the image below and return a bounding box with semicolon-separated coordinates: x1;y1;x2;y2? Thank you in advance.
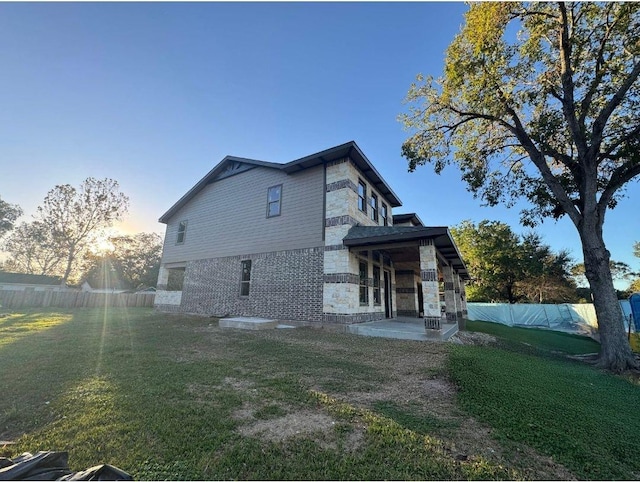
173;247;324;321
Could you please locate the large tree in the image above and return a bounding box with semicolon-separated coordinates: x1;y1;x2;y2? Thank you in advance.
0;196;22;239
451;220;524;303
518;232;576;303
35;178;129;282
401;2;640;371
452;220;576;304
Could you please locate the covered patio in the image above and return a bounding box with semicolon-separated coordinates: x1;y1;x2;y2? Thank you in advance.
343;225;470;335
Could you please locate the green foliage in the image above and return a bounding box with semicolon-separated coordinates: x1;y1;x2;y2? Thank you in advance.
2;221;63;276
0;196;22;239
400;2;640;370
451;220;576;303
82;233;163;290
38;178;129;282
448;344;640;480
2;179;129;283
401;3;640;227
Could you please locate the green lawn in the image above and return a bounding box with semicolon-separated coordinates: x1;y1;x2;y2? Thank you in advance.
0;309;638;480
454;320;640;480
465;319;602;355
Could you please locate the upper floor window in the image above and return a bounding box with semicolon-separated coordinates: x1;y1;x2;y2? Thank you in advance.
267;185;282;217
176;220;187;244
358;180;367;213
370;193;379;222
240;260;252;296
381;203;388;226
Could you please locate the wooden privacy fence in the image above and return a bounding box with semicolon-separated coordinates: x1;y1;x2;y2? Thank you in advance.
0;290;155;309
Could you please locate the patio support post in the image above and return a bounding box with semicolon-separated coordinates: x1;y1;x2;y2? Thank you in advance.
442;264;458;323
419;239;441;330
459;279;468;317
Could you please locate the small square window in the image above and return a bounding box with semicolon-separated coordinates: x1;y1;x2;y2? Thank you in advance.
176;221;187;244
267;185;282;217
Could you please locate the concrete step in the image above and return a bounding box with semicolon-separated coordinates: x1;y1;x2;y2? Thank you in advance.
348;319;458;342
219;317;279;330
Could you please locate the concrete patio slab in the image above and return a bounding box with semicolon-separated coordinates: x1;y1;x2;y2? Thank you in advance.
219;316;279;330
347;317;458;342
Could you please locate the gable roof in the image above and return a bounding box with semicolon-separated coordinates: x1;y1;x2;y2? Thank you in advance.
159;141;402;224
343;225;470;280
0;272;64;286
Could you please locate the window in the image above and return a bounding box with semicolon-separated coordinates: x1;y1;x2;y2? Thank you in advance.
370;193;378;222
359;261;369;304
267;185;282;217
358;180;367;213
176;221;187;244
373;266;381;305
167;268;185;291
240;260;252;296
381;203;388;226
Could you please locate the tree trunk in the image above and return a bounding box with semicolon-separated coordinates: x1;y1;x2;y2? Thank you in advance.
62;245;75;283
580;226;638;372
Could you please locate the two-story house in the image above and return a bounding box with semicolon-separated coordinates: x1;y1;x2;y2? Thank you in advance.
155;141;469;332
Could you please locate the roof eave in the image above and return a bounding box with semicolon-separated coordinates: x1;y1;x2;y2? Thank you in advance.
282;141;402;207
158;156;283;224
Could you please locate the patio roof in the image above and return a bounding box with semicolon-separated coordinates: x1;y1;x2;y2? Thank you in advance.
343;225;470;280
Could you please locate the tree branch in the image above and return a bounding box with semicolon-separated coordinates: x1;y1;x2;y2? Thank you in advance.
599;162;640;213
590;59;640;152
558;2;588;159
579;3;616;128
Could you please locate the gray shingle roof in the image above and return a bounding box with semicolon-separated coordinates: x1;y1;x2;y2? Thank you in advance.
0;272;64;286
159;141;402;224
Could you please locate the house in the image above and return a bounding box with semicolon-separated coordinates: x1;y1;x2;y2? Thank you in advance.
155;141;469;332
80;281;130;294
0;272;68;292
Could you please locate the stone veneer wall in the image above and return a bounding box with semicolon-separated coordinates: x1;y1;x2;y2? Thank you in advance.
394;267;420;317
322;157;396;323
173;247;324;321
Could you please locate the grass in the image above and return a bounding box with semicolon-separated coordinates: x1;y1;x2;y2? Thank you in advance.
450;320;640;480
465;319;601;356
0;308;513;480
1;309;638;480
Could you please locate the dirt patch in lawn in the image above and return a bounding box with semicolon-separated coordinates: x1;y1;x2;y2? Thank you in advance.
238;410;335;441
235;407;366;452
176;319;575;479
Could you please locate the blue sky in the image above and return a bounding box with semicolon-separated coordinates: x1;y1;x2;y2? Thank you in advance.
0;2;638;287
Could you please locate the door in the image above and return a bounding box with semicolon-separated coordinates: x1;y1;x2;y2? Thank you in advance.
417;282;424;318
384;270;392;318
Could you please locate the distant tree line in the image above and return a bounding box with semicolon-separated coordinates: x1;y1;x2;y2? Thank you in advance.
451;220;639;304
0;179;163;290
